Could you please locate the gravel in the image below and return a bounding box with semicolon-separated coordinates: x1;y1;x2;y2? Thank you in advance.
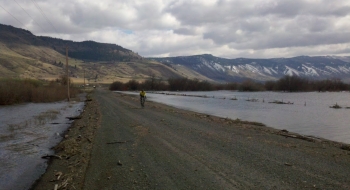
33;89;350;190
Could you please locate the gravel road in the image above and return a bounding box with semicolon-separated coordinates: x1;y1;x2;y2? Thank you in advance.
34;88;350;189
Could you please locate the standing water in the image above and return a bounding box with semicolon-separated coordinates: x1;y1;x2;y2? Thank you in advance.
119;91;350;144
0;100;84;190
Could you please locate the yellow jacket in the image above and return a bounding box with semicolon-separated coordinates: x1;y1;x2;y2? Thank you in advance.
140;91;146;97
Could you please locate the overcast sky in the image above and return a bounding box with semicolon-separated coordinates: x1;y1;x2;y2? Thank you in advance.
1;0;350;58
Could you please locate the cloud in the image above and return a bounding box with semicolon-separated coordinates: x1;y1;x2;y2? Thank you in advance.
1;0;350;58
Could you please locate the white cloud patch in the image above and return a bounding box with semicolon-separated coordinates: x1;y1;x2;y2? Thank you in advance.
1;0;350;58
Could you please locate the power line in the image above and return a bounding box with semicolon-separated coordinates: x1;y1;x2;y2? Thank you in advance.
12;0;45;32
0;4;25;27
31;0;58;33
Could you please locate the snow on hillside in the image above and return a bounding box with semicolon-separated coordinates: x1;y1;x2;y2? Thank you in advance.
302;64;319;76
326;66;340;73
151;55;350;82
224;65;239;73
263;67;272;75
213;62;225;72
338;66;350;73
284;66;300;76
244;64;262;74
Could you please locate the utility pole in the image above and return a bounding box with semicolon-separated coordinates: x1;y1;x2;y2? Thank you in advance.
66;46;70;101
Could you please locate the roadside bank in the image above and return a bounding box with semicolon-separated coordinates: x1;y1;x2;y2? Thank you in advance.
32;94;100;190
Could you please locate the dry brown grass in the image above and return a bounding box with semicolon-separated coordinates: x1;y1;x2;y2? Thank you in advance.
1;43;189;85
0;78;80;105
0;42;207;85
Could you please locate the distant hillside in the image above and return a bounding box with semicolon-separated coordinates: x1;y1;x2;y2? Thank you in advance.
0;24;186;83
0;24;141;62
2;24;349;84
151;54;350;82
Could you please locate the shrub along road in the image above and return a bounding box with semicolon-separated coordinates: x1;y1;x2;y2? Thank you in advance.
34;88;350;189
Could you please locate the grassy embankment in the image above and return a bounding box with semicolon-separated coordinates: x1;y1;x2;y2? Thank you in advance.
0;78;80;105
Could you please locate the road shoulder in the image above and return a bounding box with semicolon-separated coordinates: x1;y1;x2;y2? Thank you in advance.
32;93;101;190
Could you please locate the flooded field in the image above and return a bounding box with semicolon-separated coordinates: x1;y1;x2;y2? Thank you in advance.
0;100;84;190
120;91;350;144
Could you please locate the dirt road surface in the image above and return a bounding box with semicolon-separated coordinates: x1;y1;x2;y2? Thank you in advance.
33;89;350;189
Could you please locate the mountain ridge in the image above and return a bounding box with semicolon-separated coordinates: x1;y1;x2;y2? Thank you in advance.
150;54;350;82
0;23;186;83
0;24;141;62
1;23;350;83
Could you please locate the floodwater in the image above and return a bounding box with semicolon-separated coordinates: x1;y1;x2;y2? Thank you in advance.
120;91;350;144
0;100;84;190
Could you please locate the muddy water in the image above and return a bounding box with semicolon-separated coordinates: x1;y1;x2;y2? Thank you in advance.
0;100;84;190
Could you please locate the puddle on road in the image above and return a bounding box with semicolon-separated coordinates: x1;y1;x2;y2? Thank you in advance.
0;99;85;190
